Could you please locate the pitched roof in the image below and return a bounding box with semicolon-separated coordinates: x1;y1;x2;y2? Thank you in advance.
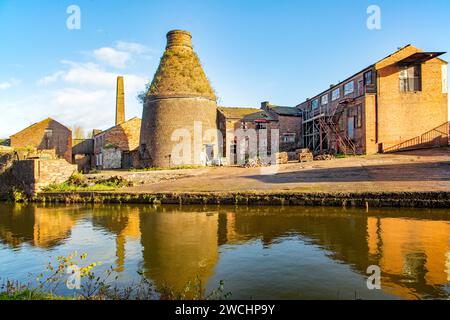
218;107;261;119
94;117;141;137
10;118;70;138
242;110;275;122
269;106;301;116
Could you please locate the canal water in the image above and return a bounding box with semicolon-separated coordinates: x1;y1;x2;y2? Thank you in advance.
0;203;449;300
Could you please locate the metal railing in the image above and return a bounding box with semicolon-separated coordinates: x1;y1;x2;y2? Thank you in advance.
383;122;449;153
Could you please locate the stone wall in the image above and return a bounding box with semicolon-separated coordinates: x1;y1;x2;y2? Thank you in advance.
0;159;77;195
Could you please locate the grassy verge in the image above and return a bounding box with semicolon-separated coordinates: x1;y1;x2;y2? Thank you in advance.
41;173;133;192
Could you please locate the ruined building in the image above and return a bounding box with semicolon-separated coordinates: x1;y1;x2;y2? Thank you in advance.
94;76;142;169
10;118;72;163
297;45;448;154
139;30;218;167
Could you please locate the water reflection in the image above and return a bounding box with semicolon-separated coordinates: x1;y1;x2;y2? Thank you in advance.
0;203;448;299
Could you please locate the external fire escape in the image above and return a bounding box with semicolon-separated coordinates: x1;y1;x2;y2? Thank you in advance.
302;99;356;155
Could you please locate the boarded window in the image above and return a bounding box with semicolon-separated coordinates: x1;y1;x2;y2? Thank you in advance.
356;105;362;128
400;64;422;92
332;88;340;101
338;115;345;131
344;81;354;96
282;133;296;143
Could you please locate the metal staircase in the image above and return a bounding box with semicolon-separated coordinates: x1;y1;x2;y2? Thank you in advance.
316;99;357;155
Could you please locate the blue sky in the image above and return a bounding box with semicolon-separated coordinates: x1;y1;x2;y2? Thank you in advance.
0;0;449;137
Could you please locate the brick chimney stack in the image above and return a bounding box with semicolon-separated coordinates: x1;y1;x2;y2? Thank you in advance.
116;76;125;125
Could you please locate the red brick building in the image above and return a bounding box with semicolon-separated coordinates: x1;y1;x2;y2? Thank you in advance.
10;118;72;163
217;103;301;163
297;45;448;155
94;117;142;169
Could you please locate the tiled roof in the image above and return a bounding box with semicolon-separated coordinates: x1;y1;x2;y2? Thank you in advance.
269;106;301;116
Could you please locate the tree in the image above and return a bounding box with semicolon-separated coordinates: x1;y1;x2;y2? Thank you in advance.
73;126;85;139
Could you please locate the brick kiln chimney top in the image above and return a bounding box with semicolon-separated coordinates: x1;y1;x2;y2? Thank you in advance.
166;30;192;49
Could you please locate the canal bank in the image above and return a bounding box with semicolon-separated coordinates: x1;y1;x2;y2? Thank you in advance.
9;190;450;208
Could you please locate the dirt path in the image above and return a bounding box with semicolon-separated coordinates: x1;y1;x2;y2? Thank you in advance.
121;148;450;194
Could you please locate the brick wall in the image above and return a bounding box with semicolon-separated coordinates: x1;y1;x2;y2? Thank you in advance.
277;115;302;151
375;46;448;151
11;159;77;194
10;118;72;163
95;118;141;154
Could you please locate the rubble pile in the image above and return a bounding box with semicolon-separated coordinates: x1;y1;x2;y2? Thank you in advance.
297;149;313;163
314;154;335;161
275;152;289;164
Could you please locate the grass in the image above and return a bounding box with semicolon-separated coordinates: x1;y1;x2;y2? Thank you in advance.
0;289;70;300
41;172;133;192
0;252;231;301
145;45;216;99
42;182;118;192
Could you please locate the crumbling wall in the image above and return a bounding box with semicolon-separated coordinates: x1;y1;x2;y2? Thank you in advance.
102;148;122;169
0;159;77;196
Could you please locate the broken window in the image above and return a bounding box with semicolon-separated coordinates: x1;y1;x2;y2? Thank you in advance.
321;94;328;106
400;64;422;92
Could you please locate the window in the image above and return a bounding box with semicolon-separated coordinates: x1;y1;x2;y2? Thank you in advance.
321;95;328;106
240;122;247;129
338;115;345;131
364;70;373;85
347;105;362;128
400;64;422;92
344;81;354;96
311;99;319;109
44;129;53;149
282;133;296;143
332;88;340;101
256;122;267;130
356;105;362;128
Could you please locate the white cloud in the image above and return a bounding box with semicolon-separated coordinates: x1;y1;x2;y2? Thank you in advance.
0;78;20;90
2;40;152;137
93;47;131;69
116;41;150;55
37;71;65;86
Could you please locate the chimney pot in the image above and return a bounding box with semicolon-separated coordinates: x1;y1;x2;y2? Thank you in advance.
166;30;192;49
